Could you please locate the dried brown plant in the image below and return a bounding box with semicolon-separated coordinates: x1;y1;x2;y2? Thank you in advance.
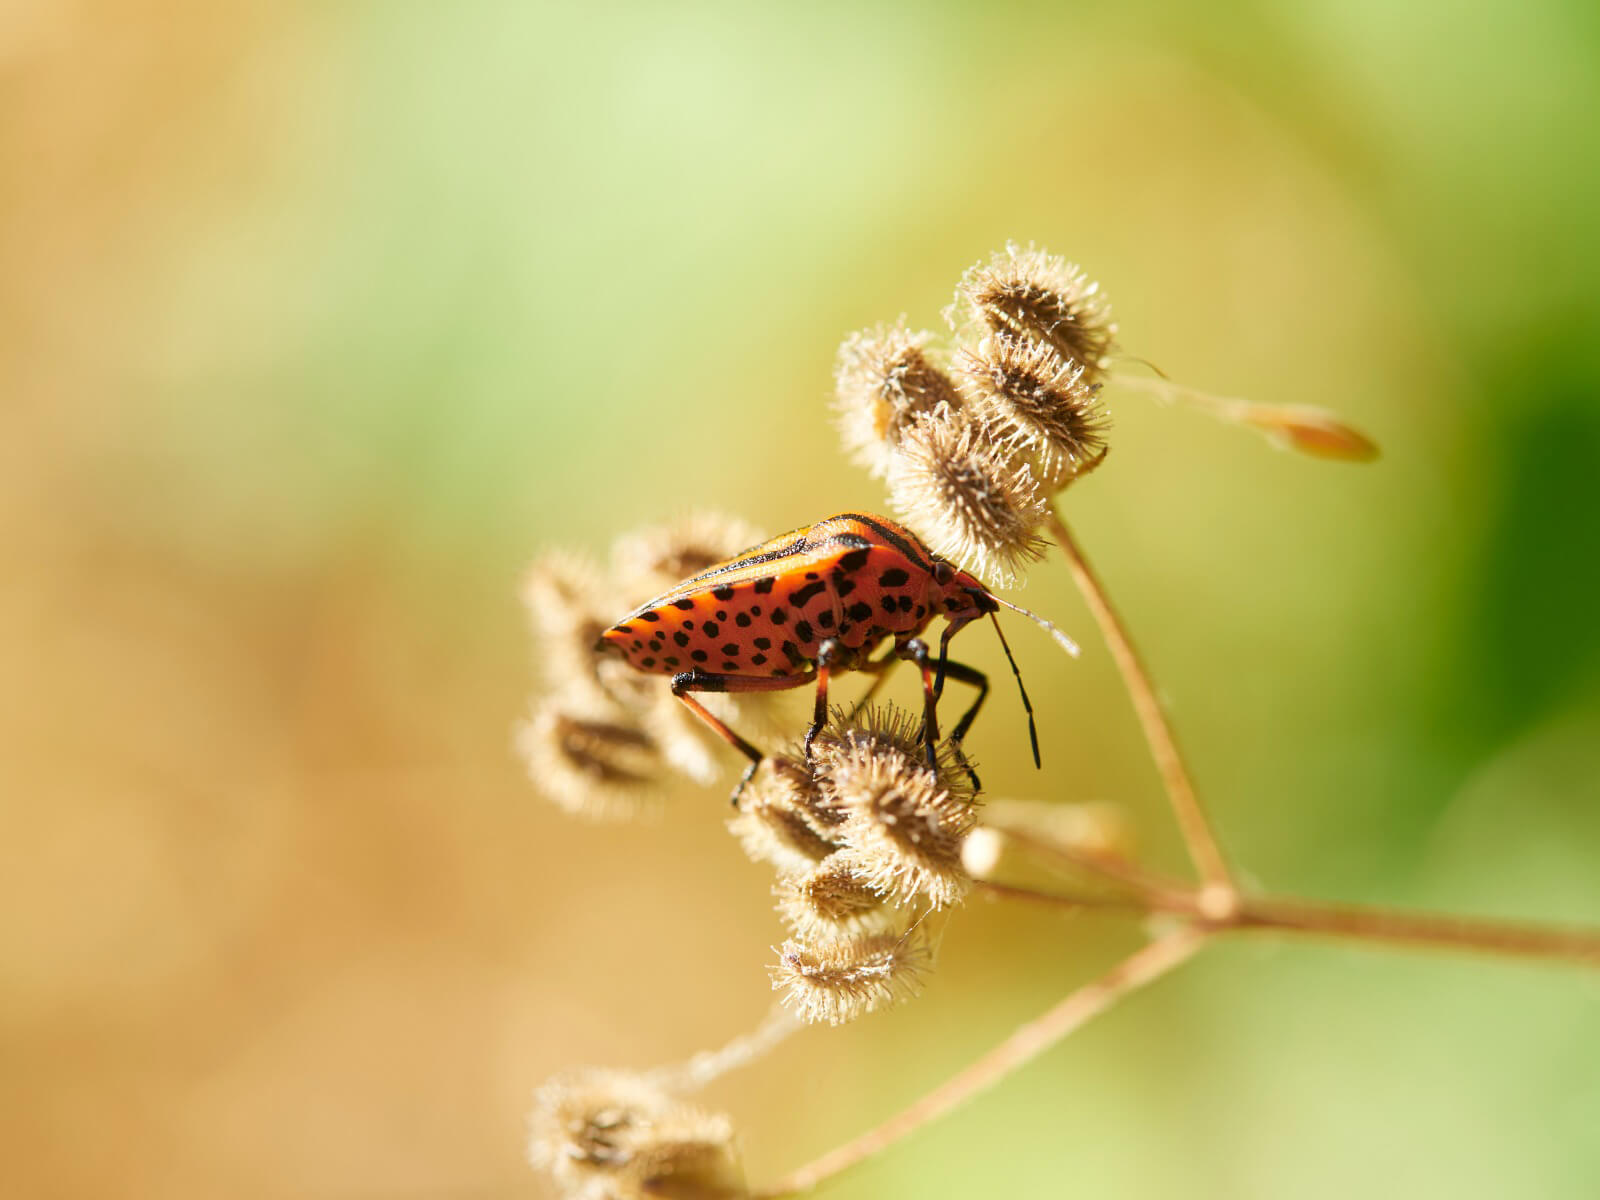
522;247;1600;1199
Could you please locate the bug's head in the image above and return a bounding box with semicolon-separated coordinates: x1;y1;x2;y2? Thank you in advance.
928;557;999;618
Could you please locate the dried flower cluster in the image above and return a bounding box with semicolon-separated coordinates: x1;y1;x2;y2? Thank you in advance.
518;513;766;819
528;1069;744;1200
729;703;978;1025
835;242;1116;584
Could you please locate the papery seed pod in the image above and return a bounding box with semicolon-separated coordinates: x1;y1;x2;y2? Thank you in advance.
1239;403;1381;462
775;852;894;939
834;321;965;477
524;552;637;708
771;928;930;1025
951;243;1117;381
886;410;1048;586
956;332;1109;486
517;698;663;821
528;1068;744;1200
612;512;768;607
727;755;844;874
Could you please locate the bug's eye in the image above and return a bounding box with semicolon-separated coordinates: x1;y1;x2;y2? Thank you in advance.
931;560;955;584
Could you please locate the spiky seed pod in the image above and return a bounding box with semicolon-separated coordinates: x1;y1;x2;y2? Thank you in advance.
956;332;1109;487
775;852;895;939
885;409;1047;586
517;698;663;821
811;704;977;910
771;928;930;1025
950;243;1117;382
611;512;767;607
726;755;843;875
834;321;965;478
528;1069;743;1200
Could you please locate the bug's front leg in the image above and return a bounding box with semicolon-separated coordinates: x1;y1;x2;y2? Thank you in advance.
895;638;941;771
671;667;815;805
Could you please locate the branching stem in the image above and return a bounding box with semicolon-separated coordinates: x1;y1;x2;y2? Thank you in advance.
751;931;1206;1198
1043;507;1235;906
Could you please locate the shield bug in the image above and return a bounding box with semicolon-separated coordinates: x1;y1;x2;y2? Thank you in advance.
595;512;1077;797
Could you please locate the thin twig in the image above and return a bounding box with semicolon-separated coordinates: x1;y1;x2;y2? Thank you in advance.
1043;507;1235;909
1234;895;1600;967
752;931;1206;1198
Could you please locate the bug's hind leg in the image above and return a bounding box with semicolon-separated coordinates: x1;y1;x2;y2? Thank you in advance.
671;667;814;805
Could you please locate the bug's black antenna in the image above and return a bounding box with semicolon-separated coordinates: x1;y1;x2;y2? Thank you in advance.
989;613;1042;768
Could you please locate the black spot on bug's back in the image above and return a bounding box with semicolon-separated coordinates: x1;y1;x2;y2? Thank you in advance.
781;640;803;665
805;571;820;580
673;598;694;610
721;643;740;656
640;656;656;668
614;624;633;634
640;611;661;622
881;596;898;614
816;611;834;630
847;601;872;622
712;586;735;601
795;619;815;642
771;608;788;625
878;568;910;588
683;620;695;629
735;612;752;627
753;577;775;594
837;548;870;573
649;639;663;652
691;649;708;663
790;580;826;607
751;653;767;665
753;637;771;650
722;660;738;670
664;656;679;667
701;621;720;637
901;597;916;612
673;631;690;647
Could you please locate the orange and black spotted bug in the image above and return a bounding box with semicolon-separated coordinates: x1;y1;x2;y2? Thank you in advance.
595;512;1078;799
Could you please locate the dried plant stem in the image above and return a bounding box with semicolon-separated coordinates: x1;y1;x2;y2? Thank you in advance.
646;1004;803;1093
1043;507;1235;907
752;931;1206;1198
1232;895;1600;966
980;875;1600;969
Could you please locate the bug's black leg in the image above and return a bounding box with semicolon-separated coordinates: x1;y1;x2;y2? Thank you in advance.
933;656;989;792
934;619;973;699
804;639;845;759
896;638;941;771
671;667;815;805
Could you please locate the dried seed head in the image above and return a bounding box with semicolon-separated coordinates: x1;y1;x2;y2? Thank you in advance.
956;333;1109;485
771;928;930;1025
726;755;843;875
951;243;1117;381
528;1069;743;1200
834;321;965;477
775;852;894;939
812;704;977;909
611;512;766;606
886;410;1047;586
517;698;663;821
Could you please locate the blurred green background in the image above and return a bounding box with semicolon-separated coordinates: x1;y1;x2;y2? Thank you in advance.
3;2;1598;1197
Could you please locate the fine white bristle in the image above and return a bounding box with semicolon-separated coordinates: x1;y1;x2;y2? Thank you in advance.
993;595;1080;657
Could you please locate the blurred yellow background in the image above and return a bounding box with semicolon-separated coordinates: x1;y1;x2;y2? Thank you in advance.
4;2;1598;1198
